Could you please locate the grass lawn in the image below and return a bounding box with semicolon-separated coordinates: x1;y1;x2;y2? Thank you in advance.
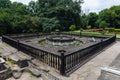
116;34;120;38
70;30;120;38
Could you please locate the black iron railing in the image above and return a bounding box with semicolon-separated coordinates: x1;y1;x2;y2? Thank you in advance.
2;34;116;76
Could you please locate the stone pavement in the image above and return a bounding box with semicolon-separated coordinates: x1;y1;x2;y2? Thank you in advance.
98;50;120;80
31;41;120;80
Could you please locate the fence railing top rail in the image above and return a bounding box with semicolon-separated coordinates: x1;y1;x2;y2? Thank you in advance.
2;35;61;56
65;36;116;56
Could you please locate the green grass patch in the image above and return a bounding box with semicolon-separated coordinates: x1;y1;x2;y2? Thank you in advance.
116;34;120;38
7;59;16;65
69;29;120;38
69;30;116;38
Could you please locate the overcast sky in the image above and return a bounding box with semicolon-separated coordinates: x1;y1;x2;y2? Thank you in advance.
11;0;120;13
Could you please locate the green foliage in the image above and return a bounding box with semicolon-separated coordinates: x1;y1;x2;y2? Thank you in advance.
0;0;119;34
86;25;91;29
0;0;11;9
39;40;48;46
81;5;120;29
69;25;76;31
80;14;89;29
99;21;109;35
41;17;60;32
36;0;82;31
108;28;115;32
99;21;108;28
87;12;98;28
0;0;83;34
11;2;28;15
99;5;120;28
114;29;120;32
0;9;12;35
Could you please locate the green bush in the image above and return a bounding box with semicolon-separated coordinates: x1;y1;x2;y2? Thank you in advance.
99;21;108;28
86;25;91;29
69;25;76;31
108;28;115;32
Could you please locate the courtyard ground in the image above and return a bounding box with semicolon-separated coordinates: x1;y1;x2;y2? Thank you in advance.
38;41;120;80
0;39;120;80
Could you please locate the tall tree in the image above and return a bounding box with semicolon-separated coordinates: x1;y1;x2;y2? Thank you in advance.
11;2;28;15
36;0;83;31
0;9;12;34
87;12;98;28
99;5;120;28
0;0;11;9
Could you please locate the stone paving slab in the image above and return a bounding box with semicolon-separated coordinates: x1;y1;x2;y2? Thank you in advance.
0;42;48;80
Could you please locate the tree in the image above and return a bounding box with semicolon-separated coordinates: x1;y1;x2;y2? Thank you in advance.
0;9;12;35
0;0;11;9
0;0;82;34
36;0;83;31
99;21;108;35
99;21;108;28
80;14;89;29
28;1;38;16
11;2;28;15
11;15;26;33
99;5;120;28
41;17;60;32
87;12;98;28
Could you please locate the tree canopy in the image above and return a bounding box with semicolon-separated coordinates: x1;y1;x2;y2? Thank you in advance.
81;5;120;29
0;0;83;35
0;0;119;35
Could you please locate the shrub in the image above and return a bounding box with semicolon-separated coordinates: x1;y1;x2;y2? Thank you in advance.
99;21;108;29
69;25;76;31
108;28;115;32
86;25;91;29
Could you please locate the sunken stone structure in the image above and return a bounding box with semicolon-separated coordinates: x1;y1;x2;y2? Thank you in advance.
46;35;75;46
2;33;116;76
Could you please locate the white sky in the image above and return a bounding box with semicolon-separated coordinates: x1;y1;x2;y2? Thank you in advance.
11;0;120;13
82;0;120;13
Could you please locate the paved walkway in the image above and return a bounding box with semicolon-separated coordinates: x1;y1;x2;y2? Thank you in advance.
98;50;120;80
0;41;120;80
43;41;120;80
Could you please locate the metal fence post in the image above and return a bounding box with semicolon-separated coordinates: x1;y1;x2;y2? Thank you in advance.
60;52;65;75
